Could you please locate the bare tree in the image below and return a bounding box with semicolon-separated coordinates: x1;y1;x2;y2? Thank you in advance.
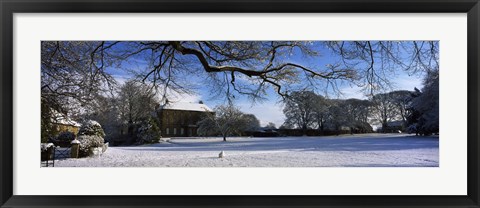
326;41;439;95
41;41;119;140
312;95;331;131
42;40;440;105
242;114;261;132
84;94;122;142
370;93;400;131
371;90;412;130
388;90;414;125
197;104;247;141
327;99;350;135
282;91;318;134
369;90;414;132
41;41;117;107
343;99;373;133
44;41;438;103
117;80;159;143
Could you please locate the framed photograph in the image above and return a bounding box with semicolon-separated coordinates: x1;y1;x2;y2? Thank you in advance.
1;0;479;207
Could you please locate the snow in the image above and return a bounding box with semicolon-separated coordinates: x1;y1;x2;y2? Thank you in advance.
83;120;101;127
52;134;439;167
41;143;54;151
51;111;81;127
161;102;212;112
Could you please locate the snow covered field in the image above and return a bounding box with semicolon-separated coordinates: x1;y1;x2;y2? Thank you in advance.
53;134;439;167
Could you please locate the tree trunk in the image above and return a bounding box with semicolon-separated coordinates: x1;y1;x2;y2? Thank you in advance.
223;135;227;142
382;119;388;133
127;119;134;144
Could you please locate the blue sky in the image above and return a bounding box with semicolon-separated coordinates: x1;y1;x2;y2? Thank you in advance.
107;41;427;127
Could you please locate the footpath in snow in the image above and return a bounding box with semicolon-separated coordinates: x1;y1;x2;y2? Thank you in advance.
53;133;439;167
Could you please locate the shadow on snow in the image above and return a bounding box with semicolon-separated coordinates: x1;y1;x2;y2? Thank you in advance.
116;135;439;152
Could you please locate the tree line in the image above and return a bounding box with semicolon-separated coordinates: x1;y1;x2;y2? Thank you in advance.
281;70;439;136
41;69;439;144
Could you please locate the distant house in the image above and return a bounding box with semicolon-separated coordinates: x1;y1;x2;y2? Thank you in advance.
51;111;81;135
377;120;405;133
250;127;280;137
157;102;213;137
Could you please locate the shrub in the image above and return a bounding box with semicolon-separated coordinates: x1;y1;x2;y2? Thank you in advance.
77;120;106;157
56;131;75;142
407;124;417;134
136;118;161;144
78;120;106;137
77;135;104;157
354;121;374;133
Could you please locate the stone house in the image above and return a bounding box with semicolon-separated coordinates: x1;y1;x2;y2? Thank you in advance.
377;120;405;133
52;112;81;135
157;102;213;137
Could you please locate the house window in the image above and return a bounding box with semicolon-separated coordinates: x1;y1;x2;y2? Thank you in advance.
173;128;177;135
166;128;169;135
180;128;184;135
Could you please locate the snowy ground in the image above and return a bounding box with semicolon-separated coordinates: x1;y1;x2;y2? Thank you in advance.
53;134;439;167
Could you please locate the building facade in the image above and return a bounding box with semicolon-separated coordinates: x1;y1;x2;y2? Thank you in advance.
157;102;212;137
52;111;81;135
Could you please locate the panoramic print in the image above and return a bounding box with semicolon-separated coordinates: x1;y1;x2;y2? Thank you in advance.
41;41;439;167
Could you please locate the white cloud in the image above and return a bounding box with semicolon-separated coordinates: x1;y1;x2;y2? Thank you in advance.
393;74;423;91
112;75;128;86
165;90;201;103
338;85;367;99
237;100;285;128
337;74;424;99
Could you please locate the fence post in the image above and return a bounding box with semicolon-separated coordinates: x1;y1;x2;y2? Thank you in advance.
71;139;80;158
47;145;54;167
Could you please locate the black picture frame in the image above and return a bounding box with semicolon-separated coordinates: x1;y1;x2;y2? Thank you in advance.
1;0;479;207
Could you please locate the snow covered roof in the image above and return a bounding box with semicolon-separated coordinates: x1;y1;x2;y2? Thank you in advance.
41;143;54;151
84;120;101;127
161;102;212;112
387;120;404;127
51;111;81;127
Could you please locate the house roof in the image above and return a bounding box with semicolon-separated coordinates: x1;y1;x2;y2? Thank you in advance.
387;120;404;127
51;111;81;127
161;102;212;112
